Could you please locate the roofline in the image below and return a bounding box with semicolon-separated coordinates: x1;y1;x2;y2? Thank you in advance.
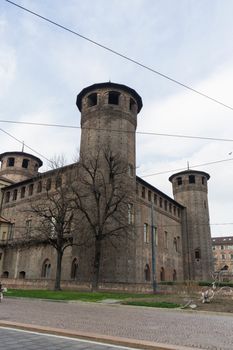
1;162;78;190
169;169;210;182
0;152;43;167
136;176;184;208
76;82;143;113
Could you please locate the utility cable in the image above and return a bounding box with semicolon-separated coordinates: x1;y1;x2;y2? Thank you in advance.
5;0;233;112
0;128;53;165
139;156;233;178
1;119;233;143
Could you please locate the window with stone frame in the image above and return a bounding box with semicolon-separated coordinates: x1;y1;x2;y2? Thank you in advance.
41;259;51;278
25;219;32;236
143;223;150;243
128;203;134;224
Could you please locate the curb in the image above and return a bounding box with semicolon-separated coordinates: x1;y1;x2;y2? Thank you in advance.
0;320;198;350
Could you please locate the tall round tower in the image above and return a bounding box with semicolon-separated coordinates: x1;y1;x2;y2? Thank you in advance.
0;151;43;183
169;170;213;280
76;82;142;284
76;82;142;172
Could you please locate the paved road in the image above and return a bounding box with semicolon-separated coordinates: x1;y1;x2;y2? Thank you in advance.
0;327;138;350
0;298;233;349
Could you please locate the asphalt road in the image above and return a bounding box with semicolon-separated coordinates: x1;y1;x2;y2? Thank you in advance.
0;298;233;349
0;327;139;350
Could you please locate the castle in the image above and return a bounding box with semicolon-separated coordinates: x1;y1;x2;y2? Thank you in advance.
0;82;213;290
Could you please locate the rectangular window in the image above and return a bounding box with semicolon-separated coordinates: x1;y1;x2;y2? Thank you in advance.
169;203;172;213
189;175;195;184
159;197;163;208
26;220;32;236
37;181;42;193
222;254;225;260
144;223;149;243
164;200;167;211
148;190;151;201
173;206;176;216
8;224;15;240
21;187;26;198
231;254;233;260
142;186;145;198
164;231;168;249
7;157;15;167
5;191;10;203
28;184;34;196
13;189;17;201
154;194;157;205
46;178;52;191
55;176;62;189
128;204;134;224
22;159;29;168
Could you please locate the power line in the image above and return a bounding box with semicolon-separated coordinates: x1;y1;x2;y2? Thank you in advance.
1;119;233;143
1;123;233;176
0;128;53;164
5;0;233;113
139;157;233;178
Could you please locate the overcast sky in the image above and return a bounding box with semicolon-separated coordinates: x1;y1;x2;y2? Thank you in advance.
1;0;233;236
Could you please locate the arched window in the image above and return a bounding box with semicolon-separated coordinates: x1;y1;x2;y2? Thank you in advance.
173;238;178;252
144;264;151;281
2;271;9;278
160;267;165;281
19;271;26;279
173;269;177;281
71;258;78;279
195;248;201;260
41;259;51;278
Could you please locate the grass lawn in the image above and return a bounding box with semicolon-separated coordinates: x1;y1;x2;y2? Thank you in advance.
5;289;181;308
6;289;152;302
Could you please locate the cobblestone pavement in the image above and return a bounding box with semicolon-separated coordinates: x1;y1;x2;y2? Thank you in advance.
0;298;233;349
0;327;139;350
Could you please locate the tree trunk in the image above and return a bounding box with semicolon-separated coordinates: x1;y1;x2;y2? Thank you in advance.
54;249;63;291
92;238;101;290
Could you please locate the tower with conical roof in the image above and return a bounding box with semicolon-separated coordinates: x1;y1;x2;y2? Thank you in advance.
169;170;213;280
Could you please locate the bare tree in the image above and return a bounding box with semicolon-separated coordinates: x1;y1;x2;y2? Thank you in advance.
25;164;84;291
72;148;135;289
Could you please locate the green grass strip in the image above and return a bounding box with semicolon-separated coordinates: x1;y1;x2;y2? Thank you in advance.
125;301;180;308
6;289;151;302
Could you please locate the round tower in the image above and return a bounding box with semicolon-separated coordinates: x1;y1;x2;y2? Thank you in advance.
169;170;213;280
76;82;142;173
0;151;43;183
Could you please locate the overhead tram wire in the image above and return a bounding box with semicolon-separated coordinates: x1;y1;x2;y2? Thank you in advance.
1;119;233;143
5;0;233;113
139;156;233;178
1;124;233;178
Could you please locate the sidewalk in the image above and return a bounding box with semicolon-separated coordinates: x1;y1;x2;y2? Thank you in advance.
1;298;232;349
